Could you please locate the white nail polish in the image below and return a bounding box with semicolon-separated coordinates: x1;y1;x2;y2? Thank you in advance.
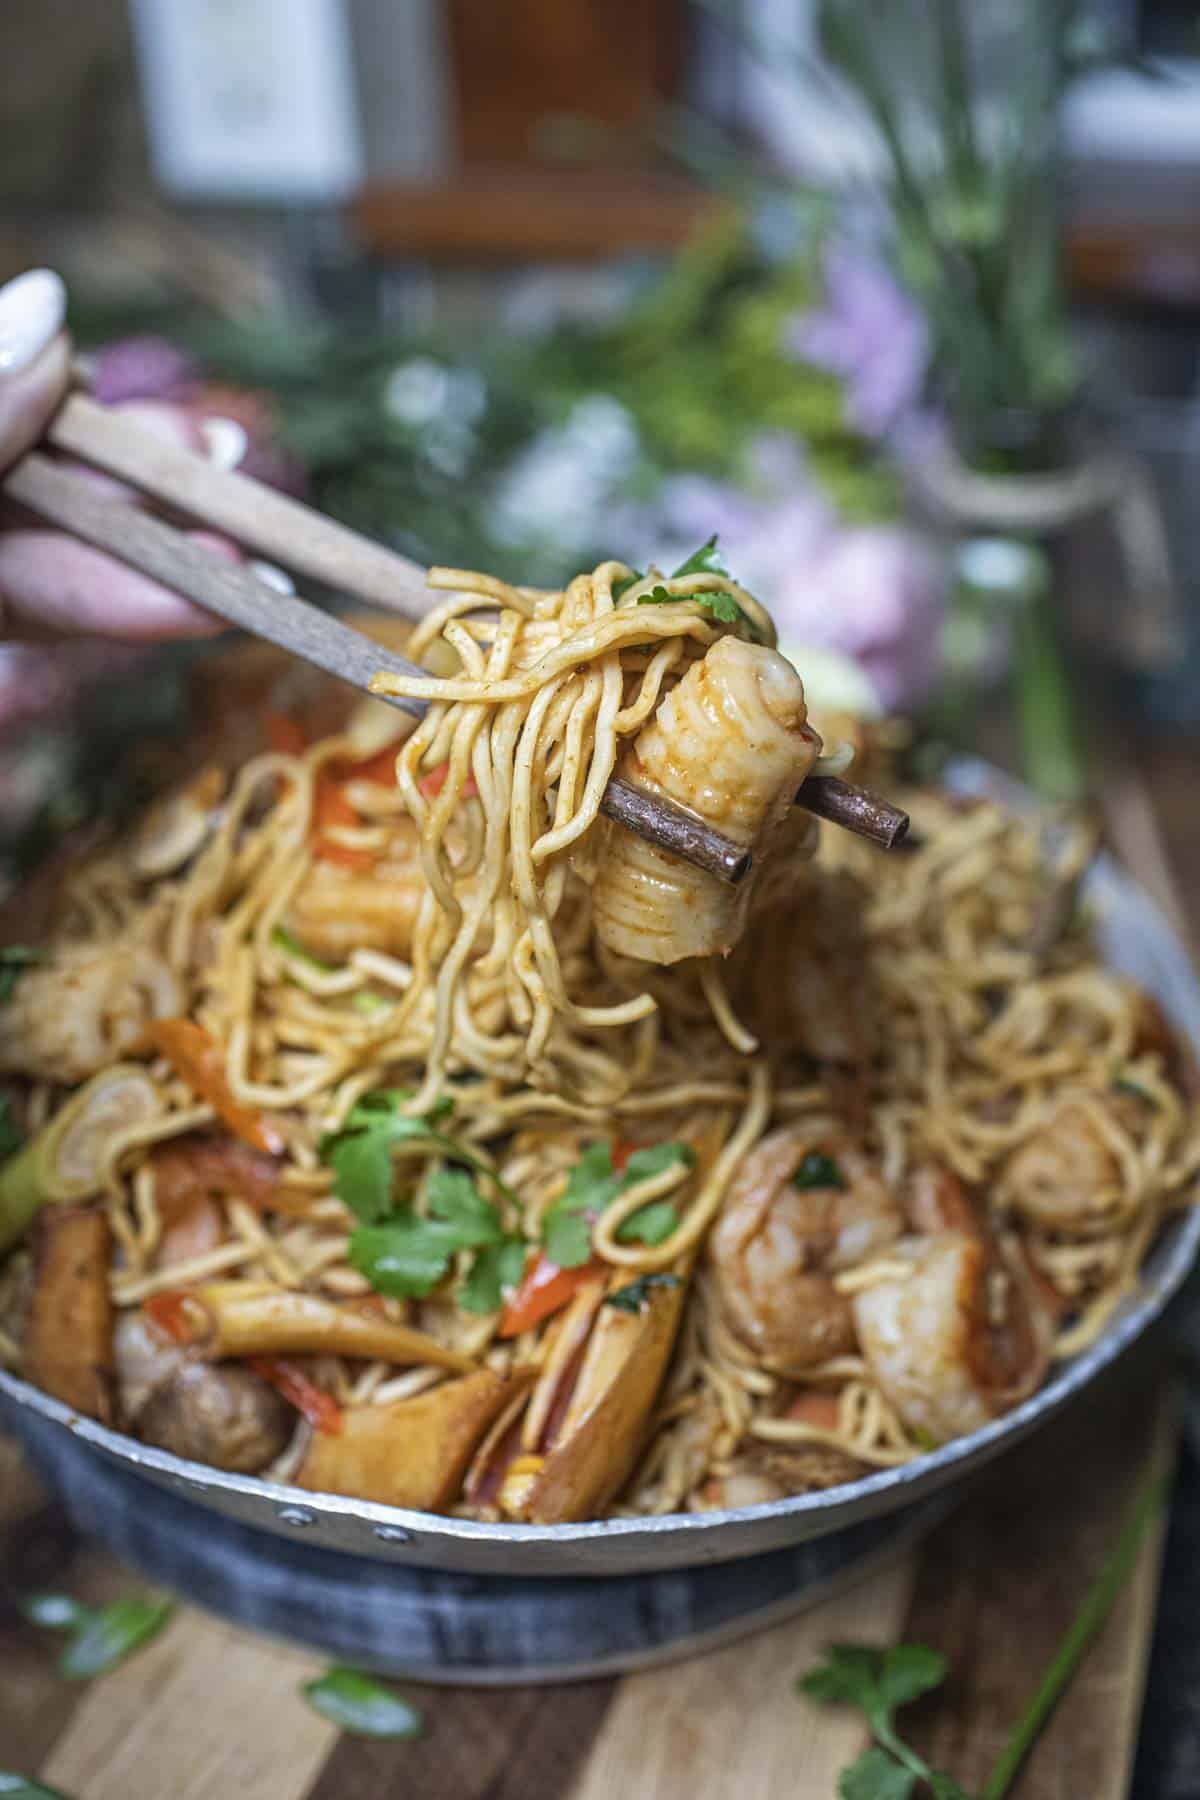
0;269;66;376
200;416;248;471
250;560;295;595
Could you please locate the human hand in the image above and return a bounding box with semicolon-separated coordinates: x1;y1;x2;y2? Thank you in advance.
0;267;245;644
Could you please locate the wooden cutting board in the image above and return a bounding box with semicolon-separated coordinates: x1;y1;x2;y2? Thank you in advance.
0;1351;1174;1800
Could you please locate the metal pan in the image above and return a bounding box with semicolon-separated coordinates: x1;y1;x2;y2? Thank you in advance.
2;763;1198;1577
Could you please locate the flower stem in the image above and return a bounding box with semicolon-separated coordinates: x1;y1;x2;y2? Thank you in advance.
981;1470;1170;1800
1012;559;1086;805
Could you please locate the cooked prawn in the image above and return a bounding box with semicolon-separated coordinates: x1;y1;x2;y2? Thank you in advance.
853;1231;1052;1444
708;1124;903;1374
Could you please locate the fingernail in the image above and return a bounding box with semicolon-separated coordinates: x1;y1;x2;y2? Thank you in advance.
200;415;248;471
0;269;67;376
250;560;295;595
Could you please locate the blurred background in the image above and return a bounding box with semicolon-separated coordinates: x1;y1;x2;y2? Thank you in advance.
2;0;1200;862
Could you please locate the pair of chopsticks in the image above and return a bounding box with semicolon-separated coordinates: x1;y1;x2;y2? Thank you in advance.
2;392;908;883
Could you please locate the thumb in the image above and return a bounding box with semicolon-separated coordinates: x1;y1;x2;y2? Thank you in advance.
0;269;70;472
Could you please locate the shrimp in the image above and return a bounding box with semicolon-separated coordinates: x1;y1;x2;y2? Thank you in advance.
283;833;424;962
998;1091;1143;1237
853;1232;1052;1445
708;1124;903;1374
592;637;821;965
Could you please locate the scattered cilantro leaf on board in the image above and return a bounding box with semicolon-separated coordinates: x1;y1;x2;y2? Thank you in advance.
302;1667;424;1739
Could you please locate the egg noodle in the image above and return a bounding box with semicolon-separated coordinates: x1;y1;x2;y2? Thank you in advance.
2;558;1197;1520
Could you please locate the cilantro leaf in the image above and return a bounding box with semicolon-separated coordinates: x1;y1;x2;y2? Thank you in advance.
426;1168;504;1248
605;1273;681;1314
637;584;746;627
347;1216;461;1298
671;535;730;579
615;1200;679;1246
839;1748;917;1800
793;1151;846;1192
0;948;40;1005
800;1645;887;1709
24;1590;173;1682
0;1776;74;1798
611;566;643;600
541;1141;694;1267
624;1143;695;1182
542;1206;594;1271
321;1089;515;1223
328;1129;397;1225
302;1666;424;1739
877;1644;948;1715
459;1237;528;1314
540;1142;621;1270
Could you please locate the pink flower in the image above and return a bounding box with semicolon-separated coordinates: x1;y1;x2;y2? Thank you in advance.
651;441;945;711
786;243;928;440
89;336;199;406
772;525;946;711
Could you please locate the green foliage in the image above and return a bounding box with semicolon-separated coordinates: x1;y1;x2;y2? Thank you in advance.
301;1667;424;1738
541;1141;694;1268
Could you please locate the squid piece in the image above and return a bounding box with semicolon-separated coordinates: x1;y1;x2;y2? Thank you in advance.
0;1065;162;1254
592;637;821;965
176;1281;474;1374
708;1124;904;1374
283;840;424;963
23;1206;114;1422
0;941;181;1084
467;1268;690;1525
294;1368;532;1511
129;766;225;880
852;1233;1053;1445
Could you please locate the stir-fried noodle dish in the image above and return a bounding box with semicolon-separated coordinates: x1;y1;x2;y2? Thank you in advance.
1;555;1197;1523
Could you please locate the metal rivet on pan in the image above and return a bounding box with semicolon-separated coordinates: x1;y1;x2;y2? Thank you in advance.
278;1505;316;1528
373;1524;412;1545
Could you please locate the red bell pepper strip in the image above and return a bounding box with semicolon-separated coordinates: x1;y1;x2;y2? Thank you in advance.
498;1252;603;1339
147;1019;285;1156
249;1356;344;1434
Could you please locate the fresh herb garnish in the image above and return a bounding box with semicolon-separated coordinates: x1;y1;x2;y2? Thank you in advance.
541;1141;694;1268
799;1644;964;1799
793;1151;846;1192
0;1097;25;1163
320;1089;513;1224
671;533;730;578
802;1470;1169;1799
605;1273;681;1314
23;1589;174;1681
0;1777;73;1798
0;948;40;1005
637;584;747;627
301;1666;424;1739
459;1237;529;1314
619;535;757;636
346;1163;525;1308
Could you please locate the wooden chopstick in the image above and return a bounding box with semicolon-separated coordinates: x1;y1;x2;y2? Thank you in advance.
48;392;431;619
3;451;751;883
6;396;910;871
